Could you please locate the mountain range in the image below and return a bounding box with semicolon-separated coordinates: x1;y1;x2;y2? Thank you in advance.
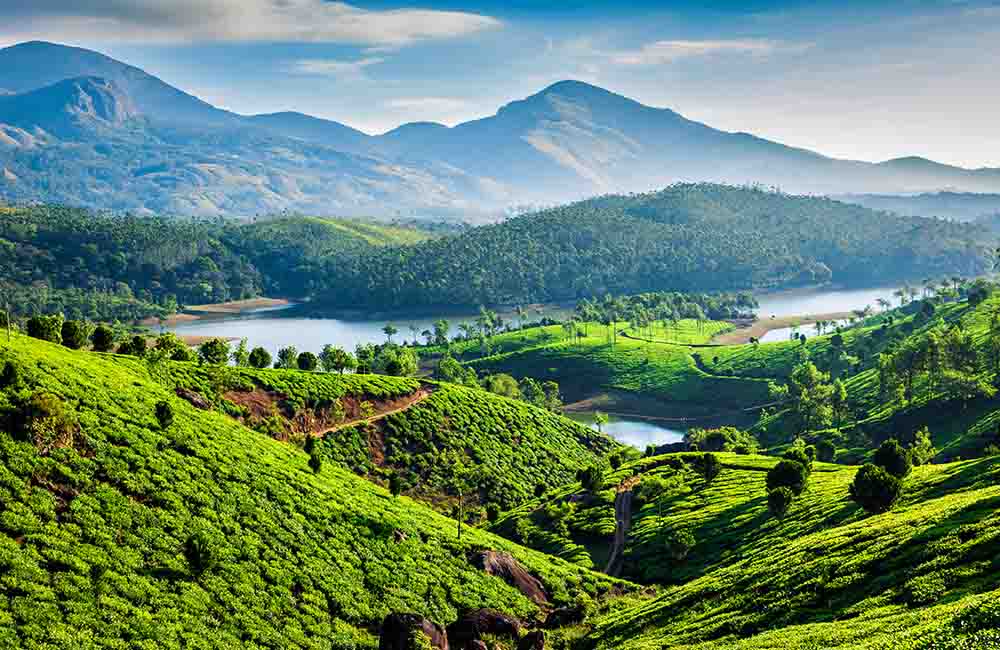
2;40;1000;218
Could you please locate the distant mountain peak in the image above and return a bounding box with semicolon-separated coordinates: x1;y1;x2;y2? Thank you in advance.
0;76;138;136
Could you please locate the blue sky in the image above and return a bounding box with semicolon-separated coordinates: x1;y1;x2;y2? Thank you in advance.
2;1;999;167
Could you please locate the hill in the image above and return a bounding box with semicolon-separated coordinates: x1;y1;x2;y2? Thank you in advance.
0;332;625;647
316;184;992;310
5;42;1000;216
0;205;432;322
838;192;1000;222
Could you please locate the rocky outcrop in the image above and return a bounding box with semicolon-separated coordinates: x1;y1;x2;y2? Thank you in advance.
447;609;522;648
379;613;449;650
471;550;549;605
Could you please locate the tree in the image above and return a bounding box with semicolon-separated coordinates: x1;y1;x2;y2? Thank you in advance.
119;335;148;358
0;361;21;390
766;459;808;495
849;464;903;514
155;401;174;430
308;449;323;474
783;447;813;475
909;427;937;466
542;380;562;412
388;472;403;497
816;440;837;463
702;453;722;485
297;351;318;371
198;338;230;366
26;313;63;344
483;373;521;400
768;487;794;519
664;528;696;561
18;391;77;455
91;325;116;352
594;411;608;434
276;346;299;369
873;439;911;478
355;344;376;374
433;319;450;346
231;338;250;367
382;323;398;343
60;320;91;350
436;355;477;386
248;346;272;369
320;345;357;374
578;465;604;492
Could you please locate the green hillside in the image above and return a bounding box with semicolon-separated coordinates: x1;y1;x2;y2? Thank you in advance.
315;184;991;310
0;333;624;647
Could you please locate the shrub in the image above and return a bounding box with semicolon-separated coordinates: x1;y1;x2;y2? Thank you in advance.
297;351;319;371
903;572;947;606
388;472;403;497
850;463;903;514
198;338;230;366
686;426;757;453
874;439;911;478
663;528;695;560
609;452;623;469
767;487;793;519
783;446;813;474
155;401;174;430
184;529;218;575
909;427;937;466
534;483;548;498
26;313;63;344
60;320;91;350
118;335;147;357
766;459;808;495
577;465;604;492
0;361;20;389
248;346;272;369
702;453;722;485
309;450;323;474
276;346;299;369
90;324;116;352
816;440;837;463
19;391;78;454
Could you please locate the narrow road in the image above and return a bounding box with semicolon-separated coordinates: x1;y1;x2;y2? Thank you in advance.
313;386;433;437
604;478;639;576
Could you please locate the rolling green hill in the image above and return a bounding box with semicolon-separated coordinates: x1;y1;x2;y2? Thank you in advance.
315;184;992;311
0;333;624;647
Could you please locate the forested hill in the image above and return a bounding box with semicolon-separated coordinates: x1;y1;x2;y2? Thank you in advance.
315;184;992;310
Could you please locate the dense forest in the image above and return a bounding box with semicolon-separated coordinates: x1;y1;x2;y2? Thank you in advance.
1;184;992;323
315;184;992;310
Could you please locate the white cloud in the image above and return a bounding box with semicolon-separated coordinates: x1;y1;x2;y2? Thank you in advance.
612;39;784;65
0;0;501;47
292;57;384;81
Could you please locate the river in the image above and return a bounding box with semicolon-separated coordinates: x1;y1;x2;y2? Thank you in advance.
565;413;685;449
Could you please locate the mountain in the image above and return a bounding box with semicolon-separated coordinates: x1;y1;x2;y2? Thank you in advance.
0;76;138;138
837;190;1000;221
3;41;1000;217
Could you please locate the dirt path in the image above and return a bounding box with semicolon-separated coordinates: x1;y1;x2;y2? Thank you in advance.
313;386;434;437
711;312;853;345
604;477;640;576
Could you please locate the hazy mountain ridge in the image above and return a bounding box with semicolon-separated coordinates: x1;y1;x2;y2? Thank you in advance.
2;41;1000;217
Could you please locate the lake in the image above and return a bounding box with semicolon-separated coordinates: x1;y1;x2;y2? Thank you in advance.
169;285;899;356
566;413;686;449
759;319;850;344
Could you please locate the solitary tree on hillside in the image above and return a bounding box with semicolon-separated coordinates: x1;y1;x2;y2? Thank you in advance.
873;439;911;479
382;324;397;343
198;338;230;366
275;346;298;369
91;325;116;352
594;411;608;434
297;351;318;371
155;401;174;430
248;346;272;369
850;464;903;514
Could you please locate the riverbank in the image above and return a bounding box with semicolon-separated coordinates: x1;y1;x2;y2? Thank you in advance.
141;297;293;327
711;311;853;345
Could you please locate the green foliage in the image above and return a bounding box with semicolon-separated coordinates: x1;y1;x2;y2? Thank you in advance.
26;313;63;344
59;319;91;350
320;344;357;374
874;439;912;479
663;528;695;561
155;400;174;430
197;337;230;366
767;487;793;519
248;346;272;369
231;338;250;367
701;453;722;485
0;361;20;390
297;351;318;372
909;427;937;466
766;459;808;495
849;463;903;514
275;345;299;369
16;391;77;455
686;427;758;453
184;528;220;576
90;324;115;352
578;465;605;493
816;439;837;463
316;184;990;310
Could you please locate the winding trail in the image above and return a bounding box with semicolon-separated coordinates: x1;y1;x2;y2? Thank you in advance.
604;477;640;576
313;386;434;437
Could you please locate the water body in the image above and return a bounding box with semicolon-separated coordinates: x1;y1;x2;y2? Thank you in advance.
169;285;898;357
759;319;850;344
566;413;685;449
754;286;897;318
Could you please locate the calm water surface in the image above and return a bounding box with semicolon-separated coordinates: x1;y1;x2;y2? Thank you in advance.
566;413;685;449
169;286;899;357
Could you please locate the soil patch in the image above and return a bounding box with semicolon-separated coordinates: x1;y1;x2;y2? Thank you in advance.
712;311;853;345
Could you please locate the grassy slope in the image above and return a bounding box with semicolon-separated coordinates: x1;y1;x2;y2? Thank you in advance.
586;452;1000;650
463;320;771;411
701;297;1000;460
0;334;627;648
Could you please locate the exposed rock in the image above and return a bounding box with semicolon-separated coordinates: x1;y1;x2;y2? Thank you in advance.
175;387;211;410
447;609;521;647
471;550;548;605
393;529;408;543
544;606;585;629
379;613;449;650
466;642;488;650
518;631;546;650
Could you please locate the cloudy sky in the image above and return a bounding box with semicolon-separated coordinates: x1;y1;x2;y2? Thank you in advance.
2;0;999;167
